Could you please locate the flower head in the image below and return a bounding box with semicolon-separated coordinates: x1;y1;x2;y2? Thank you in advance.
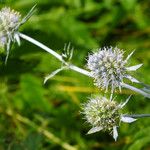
0;7;21;35
0;7;21;51
87;47;142;92
82;95;136;141
0;6;36;63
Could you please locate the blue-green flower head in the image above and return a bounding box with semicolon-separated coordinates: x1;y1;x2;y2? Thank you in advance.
0;6;36;63
0;7;21;48
87;47;142;92
82;95;137;141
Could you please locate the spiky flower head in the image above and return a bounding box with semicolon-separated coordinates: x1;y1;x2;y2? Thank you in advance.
0;6;36;63
87;47;142;92
82;95;137;141
0;7;21;48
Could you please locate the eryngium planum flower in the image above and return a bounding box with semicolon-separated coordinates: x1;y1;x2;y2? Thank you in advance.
82;95;137;141
0;6;36;63
87;47;142;92
0;8;21;55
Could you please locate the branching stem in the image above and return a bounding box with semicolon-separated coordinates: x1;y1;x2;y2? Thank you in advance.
19;33;91;77
19;33;150;98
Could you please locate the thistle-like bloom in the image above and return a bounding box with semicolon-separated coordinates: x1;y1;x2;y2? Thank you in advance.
0;6;36;63
82;95;137;141
0;7;21;61
87;47;142;92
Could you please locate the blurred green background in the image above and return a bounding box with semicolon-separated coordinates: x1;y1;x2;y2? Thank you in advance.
0;0;150;149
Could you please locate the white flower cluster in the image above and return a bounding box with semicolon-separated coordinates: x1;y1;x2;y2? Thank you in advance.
82;96;136;141
87;47;142;92
0;7;21;49
0;6;36;63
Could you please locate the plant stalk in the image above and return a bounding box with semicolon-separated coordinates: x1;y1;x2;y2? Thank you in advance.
19;33;91;77
124;114;150;118
19;33;150;98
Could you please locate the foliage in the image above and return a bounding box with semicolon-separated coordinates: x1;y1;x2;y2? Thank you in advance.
0;0;150;149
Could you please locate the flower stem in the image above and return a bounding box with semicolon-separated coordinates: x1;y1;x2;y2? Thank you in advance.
124;114;150;118
19;33;64;62
121;83;150;98
69;64;91;77
19;33;91;77
19;33;150;98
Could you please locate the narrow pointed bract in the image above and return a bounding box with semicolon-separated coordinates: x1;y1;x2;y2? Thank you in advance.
121;116;137;123
125;50;135;62
113;126;118;141
87;126;103;134
120;95;131;108
126;64;143;71
19;5;36;26
14;33;21;46
124;75;140;83
62;42;74;62
44;66;66;84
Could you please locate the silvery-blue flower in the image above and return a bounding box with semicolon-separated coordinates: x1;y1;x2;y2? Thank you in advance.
0;6;36;63
87;47;142;92
82;95;137;141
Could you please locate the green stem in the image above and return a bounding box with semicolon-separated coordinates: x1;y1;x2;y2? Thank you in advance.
19;33;150;98
19;33;91;77
124;114;150;118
